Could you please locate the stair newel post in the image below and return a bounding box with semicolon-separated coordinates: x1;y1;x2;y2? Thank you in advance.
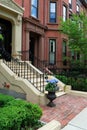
27;63;28;80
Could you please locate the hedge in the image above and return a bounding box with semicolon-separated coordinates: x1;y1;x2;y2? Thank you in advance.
0;94;42;130
0;93;14;107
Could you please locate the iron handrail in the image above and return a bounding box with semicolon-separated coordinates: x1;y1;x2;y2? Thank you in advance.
1;49;45;93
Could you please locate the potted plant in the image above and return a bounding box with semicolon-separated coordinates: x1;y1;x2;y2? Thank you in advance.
45;82;58;92
45;78;59;107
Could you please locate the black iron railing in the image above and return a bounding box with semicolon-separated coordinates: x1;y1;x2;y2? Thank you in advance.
19;50;87;75
0;48;45;93
3;60;45;92
19;50;70;74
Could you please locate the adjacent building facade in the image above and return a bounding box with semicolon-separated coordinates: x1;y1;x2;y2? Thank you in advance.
0;0;87;71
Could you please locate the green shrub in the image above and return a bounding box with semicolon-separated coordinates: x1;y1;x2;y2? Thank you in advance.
0;105;27;130
8;99;42;127
0;93;14;107
0;34;4;41
55;74;87;92
0;99;42;129
55;75;68;84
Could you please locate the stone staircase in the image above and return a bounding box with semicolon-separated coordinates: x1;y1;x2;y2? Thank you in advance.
0;48;66;105
3;59;65;96
3;60;45;92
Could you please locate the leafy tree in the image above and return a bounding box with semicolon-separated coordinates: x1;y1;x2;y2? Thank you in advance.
59;13;87;64
0;34;4;41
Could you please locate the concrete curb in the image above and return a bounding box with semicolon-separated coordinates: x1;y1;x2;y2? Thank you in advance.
38;120;61;130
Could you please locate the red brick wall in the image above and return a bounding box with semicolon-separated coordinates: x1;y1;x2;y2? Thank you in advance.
13;0;87;67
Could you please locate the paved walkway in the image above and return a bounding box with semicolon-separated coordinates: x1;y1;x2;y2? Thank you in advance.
62;107;87;130
40;93;87;128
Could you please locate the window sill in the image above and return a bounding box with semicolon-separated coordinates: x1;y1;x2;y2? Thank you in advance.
29;16;40;22
47;23;58;25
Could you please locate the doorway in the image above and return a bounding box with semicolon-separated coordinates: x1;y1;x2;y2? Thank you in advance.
29;36;35;64
0;18;12;55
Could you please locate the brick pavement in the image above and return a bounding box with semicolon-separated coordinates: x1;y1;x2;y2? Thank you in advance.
40;94;87;128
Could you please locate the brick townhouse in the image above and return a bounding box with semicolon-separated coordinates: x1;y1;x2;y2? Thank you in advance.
0;0;87;72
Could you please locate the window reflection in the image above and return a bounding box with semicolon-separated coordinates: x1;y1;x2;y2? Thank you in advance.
50;2;56;23
31;0;38;18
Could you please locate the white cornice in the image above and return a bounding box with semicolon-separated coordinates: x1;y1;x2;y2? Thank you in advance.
0;0;24;15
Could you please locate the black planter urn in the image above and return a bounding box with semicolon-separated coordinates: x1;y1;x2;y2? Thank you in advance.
47;91;57;107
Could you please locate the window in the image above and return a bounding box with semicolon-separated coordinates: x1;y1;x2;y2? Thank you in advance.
76;4;80;13
62;41;67;65
71;50;75;60
63;5;67;21
49;39;56;64
69;0;72;9
71;51;80;60
31;0;38;18
49;2;56;23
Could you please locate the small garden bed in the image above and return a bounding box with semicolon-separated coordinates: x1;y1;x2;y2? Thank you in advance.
55;74;87;92
0;93;43;130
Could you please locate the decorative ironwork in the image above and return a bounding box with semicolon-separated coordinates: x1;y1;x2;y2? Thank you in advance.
0;48;45;93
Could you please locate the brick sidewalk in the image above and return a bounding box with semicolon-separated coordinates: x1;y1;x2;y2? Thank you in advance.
40;94;87;128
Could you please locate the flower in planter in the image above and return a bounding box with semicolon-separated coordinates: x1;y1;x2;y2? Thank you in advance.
45;78;59;107
45;78;59;92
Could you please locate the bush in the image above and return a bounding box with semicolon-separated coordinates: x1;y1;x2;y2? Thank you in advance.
0;93;14;107
7;99;42;127
0;105;27;130
55;75;68;84
55;74;87;92
0;96;42;129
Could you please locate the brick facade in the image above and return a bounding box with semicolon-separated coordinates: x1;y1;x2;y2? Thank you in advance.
1;0;87;70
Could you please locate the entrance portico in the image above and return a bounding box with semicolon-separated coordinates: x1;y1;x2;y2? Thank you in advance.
23;17;47;66
0;0;24;59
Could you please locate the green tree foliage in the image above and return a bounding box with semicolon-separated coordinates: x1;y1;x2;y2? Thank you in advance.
0;34;4;41
59;13;87;61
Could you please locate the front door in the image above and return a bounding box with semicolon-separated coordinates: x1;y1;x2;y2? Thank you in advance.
0;18;12;55
30;37;35;64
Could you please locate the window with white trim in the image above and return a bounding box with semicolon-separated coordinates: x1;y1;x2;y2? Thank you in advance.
49;39;56;64
49;2;56;23
76;4;80;13
69;0;72;9
31;0;38;18
63;5;67;21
